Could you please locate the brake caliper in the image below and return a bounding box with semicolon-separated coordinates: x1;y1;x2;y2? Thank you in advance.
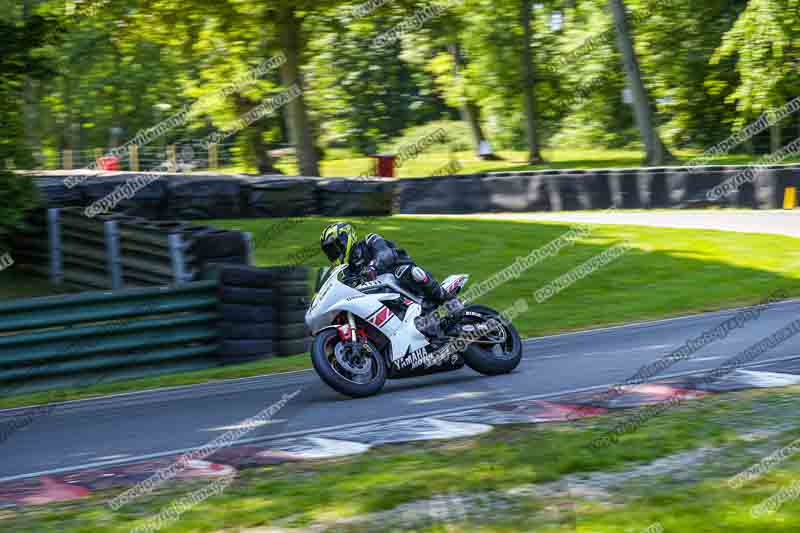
337;324;353;342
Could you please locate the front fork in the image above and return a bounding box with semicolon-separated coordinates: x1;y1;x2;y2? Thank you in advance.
337;312;359;343
347;312;358;342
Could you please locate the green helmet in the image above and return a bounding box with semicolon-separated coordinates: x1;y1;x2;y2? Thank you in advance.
320;222;357;265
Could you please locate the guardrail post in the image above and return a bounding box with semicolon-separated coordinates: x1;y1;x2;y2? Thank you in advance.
243;232;254;266
104;220;123;289
169;233;188;285
47;208;63;285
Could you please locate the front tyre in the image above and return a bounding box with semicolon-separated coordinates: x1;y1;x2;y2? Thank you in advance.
460;305;522;375
311;329;387;398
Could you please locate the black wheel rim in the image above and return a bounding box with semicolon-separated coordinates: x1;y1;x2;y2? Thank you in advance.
323;334;380;385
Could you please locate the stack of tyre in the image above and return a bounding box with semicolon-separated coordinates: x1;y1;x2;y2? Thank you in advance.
217;265;310;363
189;230;250;267
274;266;312;356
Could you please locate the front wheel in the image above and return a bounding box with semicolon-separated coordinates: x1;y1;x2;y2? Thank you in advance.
310;329;387;398
460;304;522;375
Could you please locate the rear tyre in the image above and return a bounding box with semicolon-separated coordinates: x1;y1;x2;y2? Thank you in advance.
460;304;522;376
311;329;387;398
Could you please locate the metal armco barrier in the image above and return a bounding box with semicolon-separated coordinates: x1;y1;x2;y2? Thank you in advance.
0;281;221;394
12;208;251;291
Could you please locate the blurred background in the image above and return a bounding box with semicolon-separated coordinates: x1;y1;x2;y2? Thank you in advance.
3;0;799;178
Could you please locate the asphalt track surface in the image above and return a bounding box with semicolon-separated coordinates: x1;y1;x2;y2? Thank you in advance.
3;298;800;482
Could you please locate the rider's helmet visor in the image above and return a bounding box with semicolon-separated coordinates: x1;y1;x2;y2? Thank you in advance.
321;237;343;262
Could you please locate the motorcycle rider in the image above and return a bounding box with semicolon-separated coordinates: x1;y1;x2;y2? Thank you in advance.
319;222;463;340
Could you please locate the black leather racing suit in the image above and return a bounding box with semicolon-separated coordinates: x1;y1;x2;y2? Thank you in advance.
347;233;450;309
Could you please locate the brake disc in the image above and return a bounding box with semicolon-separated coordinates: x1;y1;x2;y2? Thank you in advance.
334;342;373;375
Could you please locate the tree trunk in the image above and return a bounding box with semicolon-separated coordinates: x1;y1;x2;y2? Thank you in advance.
608;0;674;166
520;0;544;164
277;5;320;177
109;44;123;149
235;96;282;175
448;43;499;160
22;0;41;167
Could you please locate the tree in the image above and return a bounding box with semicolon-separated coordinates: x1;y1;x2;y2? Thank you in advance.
447;41;499;160
276;3;320;176
608;0;674;165
712;0;800;152
520;0;544;163
0;1;60;167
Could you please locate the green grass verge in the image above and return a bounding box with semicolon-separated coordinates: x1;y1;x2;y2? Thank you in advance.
8;386;800;531
218;216;800;337
3;216;799;409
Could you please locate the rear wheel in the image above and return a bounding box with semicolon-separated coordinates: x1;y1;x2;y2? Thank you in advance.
311;329;387;398
460;305;522;375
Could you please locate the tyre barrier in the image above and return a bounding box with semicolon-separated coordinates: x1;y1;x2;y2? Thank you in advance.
25;163;800;218
665;168;689;206
274;267;311;357
84;176;168;219
682;166;731;208
245;176;317;217
31;175;85;208
481;174;551;212
607;169;641;209
395;175;490;214
216;265;310;363
165;176;244;219
549;172;592;211
188;230;250;268
755;165;800;209
317;179;394;216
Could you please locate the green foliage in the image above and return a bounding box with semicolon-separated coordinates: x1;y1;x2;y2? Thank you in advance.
712;0;800;118
381;120;472;153
306;6;452;154
0;171;39;241
4;0;800;171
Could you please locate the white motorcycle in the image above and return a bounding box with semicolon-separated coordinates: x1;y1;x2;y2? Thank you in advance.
305;265;522;398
